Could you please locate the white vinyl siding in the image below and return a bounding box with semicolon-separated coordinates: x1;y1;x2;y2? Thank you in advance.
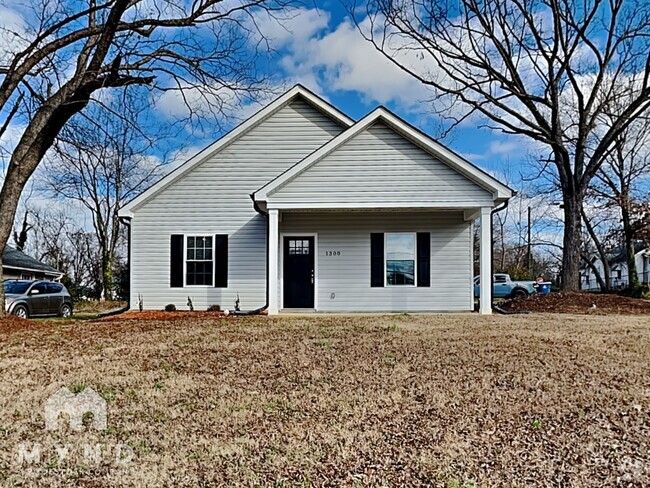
268;121;494;206
279;211;473;312
130;99;345;310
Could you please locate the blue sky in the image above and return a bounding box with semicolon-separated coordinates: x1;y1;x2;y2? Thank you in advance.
154;3;534;188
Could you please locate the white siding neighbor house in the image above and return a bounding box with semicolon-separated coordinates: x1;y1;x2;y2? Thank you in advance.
119;85;513;314
580;245;650;291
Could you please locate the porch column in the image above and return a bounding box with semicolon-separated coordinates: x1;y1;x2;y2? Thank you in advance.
479;206;492;315
268;209;279;315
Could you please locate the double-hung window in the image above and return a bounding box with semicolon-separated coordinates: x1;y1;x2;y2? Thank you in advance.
385;233;416;286
186;236;213;285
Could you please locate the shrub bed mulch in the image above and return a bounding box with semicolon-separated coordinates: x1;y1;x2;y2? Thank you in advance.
0;315;33;334
99;310;228;321
501;291;650;314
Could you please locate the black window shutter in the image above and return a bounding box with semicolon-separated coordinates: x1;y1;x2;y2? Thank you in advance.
170;235;184;288
214;234;228;288
370;233;384;287
417;232;431;287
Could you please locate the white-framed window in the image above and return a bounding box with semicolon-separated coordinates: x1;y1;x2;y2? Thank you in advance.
186;236;213;286
385;233;416;286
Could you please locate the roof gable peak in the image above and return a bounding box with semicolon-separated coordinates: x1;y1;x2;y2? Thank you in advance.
254;105;514;202
119;85;353;216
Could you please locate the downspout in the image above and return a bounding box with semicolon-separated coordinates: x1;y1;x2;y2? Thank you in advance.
490;199;530;315
104;216;132;317
223;194;270;316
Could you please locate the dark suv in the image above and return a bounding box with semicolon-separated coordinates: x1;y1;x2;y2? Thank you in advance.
3;280;73;318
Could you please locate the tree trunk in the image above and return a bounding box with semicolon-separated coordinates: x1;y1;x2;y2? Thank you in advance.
0;156;36;316
581;205;611;292
13;210;30;251
621;193;639;288
582;254;607;291
101;249;113;301
561;192;583;291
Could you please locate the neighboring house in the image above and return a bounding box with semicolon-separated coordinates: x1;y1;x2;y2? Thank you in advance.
580;243;650;291
2;245;62;281
119;85;513;314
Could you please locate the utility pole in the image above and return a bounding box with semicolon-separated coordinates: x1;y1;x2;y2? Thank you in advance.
527;206;532;277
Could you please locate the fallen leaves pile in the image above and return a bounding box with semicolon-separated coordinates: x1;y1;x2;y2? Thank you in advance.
501;291;650;314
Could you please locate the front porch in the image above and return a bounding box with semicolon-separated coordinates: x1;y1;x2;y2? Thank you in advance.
250;105;512;315
265;208;494;315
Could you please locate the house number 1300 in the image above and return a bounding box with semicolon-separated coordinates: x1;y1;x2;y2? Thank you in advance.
325;251;341;256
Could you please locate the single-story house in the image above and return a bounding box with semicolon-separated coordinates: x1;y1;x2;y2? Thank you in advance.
119;85;513;314
2;245;62;281
581;243;650;291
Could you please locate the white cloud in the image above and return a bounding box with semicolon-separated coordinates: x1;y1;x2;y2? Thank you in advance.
250;8;330;48
251;9;433;112
0;122;26;178
489;140;521;155
0;6;28;64
155;83;279;131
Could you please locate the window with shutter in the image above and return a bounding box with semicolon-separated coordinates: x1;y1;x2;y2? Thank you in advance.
186;236;213;286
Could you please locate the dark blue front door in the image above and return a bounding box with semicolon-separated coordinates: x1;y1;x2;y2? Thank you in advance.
283;237;314;308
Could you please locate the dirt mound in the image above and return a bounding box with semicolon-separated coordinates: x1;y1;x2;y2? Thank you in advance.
500;291;650;314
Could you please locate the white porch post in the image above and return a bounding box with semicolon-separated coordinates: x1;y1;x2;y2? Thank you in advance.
479;206;492;315
268;209;279;315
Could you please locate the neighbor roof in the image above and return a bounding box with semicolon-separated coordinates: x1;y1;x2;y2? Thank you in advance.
2;246;61;276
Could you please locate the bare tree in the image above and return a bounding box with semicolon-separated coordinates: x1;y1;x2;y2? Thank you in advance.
591;114;650;288
357;0;650;290
44;97;165;300
631;201;650;245
25;208;102;297
580;203;616;291
0;0;289;313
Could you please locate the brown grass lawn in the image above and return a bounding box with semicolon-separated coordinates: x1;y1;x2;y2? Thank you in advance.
0;313;649;487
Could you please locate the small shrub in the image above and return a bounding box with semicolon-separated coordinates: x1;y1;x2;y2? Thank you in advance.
187;297;194;311
164;304;176;312
207;304;221;312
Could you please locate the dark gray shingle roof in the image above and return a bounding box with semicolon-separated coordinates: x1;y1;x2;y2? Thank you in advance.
2;246;60;275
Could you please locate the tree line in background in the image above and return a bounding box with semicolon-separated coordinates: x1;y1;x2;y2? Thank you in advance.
8;95;162;301
12;205;128;301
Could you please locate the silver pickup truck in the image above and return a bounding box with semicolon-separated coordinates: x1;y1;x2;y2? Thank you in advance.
474;273;538;299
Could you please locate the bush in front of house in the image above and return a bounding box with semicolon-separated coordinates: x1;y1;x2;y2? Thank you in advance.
164;304;176;312
207;304;221;312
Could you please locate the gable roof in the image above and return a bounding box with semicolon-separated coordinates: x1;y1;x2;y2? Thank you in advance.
2;246;61;276
253;107;514;204
119;85;354;217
